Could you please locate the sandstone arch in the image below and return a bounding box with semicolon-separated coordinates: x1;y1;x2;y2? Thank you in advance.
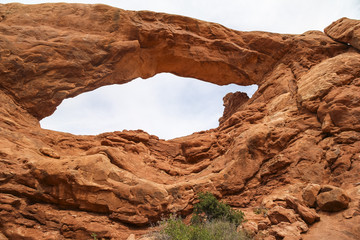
0;3;290;119
1;3;360;239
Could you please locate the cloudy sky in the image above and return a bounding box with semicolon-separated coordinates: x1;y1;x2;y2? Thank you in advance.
3;0;359;139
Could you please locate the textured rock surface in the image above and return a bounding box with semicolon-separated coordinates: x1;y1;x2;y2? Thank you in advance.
325;17;360;50
269;220;308;240
302;184;321;207
267;206;301;225
317;185;351;212
219;91;249;124
285;196;320;225
0;3;360;240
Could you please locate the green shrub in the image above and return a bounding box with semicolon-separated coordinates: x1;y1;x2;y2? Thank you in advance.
151;192;250;240
155;216;250;240
192;192;244;226
91;233;98;240
158;215;193;240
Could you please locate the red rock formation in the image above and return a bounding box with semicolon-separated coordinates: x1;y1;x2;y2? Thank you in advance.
219;91;249;124
0;3;359;239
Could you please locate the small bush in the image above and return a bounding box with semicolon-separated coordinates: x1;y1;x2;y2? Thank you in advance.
155;215;250;240
158;215;193;240
151;192;250;240
192;192;244;226
91;233;98;240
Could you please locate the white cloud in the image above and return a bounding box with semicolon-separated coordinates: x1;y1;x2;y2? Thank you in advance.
4;0;358;139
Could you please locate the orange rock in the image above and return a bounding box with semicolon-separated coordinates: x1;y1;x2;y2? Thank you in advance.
240;220;258;236
302;184;321;208
325;17;360;50
219;91;249;124
268;221;307;240
267;206;301;225
285;196;320;225
317;186;351;212
0;3;360;240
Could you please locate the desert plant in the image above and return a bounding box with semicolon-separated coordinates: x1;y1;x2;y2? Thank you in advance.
203;219;251;240
155;216;251;240
192;192;245;226
90;233;109;240
91;233;98;240
158;215;193;240
152;193;250;240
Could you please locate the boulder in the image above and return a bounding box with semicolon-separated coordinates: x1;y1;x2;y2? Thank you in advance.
317;186;351;212
258;220;271;230
302;184;321;208
240;220;258;236
286;196;320;225
296;204;320;225
269;221;307;240
267;206;299;225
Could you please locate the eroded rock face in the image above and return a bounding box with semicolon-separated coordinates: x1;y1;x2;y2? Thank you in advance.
317;185;351;212
219;91;249;124
0;3;359;239
325;17;360;50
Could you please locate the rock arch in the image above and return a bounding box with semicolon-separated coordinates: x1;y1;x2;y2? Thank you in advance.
1;3;360;239
0;3;288;119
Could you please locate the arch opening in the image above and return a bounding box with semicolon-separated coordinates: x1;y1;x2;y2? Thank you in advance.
40;73;258;140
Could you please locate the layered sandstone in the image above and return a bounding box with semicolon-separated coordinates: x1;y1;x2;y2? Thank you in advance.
0;3;359;240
